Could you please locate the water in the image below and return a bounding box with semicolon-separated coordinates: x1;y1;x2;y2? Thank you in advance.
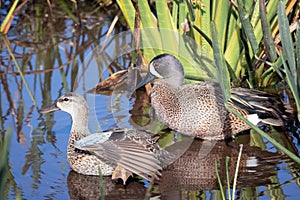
1;1;300;199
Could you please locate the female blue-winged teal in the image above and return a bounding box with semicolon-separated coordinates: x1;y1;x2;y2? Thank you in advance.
136;54;284;140
40;93;168;183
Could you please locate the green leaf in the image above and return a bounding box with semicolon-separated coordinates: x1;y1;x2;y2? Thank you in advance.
278;1;300;121
172;1;179;28
213;0;229;51
116;0;135;31
200;0;212;56
237;0;259;55
138;1;157;28
155;0;177;50
211;22;231;101
259;0;277;62
278;1;296;83
178;1;187;34
138;1;161;60
296;23;300;71
185;0;195;22
156;0;175;30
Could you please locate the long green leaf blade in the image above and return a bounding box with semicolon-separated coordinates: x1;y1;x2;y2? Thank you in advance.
116;0;135;31
211;22;231;101
213;0;229;51
155;0;177;51
237;0;259;54
156;0;175;30
259;0;277;62
278;1;296;83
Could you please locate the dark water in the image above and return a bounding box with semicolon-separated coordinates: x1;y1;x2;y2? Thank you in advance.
1;2;300;199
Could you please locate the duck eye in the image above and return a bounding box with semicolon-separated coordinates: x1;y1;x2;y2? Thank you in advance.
63;97;69;102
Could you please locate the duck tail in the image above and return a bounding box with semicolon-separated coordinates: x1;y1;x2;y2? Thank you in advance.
230;88;287;126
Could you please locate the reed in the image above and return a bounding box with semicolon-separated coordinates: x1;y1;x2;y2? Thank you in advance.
0;128;12;199
215;145;243;200
0;0;19;34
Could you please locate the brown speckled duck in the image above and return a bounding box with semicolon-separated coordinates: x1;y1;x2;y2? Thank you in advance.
40;93;168;183
136;54;284;140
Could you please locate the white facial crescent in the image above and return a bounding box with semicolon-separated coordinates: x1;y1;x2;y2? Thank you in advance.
149;62;164;78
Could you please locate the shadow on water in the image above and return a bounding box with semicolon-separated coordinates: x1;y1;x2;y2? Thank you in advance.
0;1;300;199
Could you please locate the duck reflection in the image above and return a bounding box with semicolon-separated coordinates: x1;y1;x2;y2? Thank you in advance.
157;139;283;199
67;138;284;199
67;170;147;200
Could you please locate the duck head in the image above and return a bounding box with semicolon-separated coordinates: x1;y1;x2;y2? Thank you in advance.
40;93;88;119
136;54;185;89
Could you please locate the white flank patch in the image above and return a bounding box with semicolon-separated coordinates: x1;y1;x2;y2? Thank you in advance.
149;62;164;78
247;114;261;125
246;156;258;167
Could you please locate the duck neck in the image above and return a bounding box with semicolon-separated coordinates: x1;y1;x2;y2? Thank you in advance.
70;114;90;138
164;76;184;87
68;113;91;156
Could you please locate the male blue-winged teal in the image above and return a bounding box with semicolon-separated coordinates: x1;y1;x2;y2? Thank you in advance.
136;54;284;140
40;93;168;183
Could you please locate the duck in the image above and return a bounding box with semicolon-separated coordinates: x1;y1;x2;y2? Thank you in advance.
40;92;169;184
136;53;284;140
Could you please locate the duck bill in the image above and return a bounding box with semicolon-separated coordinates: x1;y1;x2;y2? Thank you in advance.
40;103;60;114
136;73;156;90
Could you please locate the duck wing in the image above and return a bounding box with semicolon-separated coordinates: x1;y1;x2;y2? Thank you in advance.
74;129;162;182
230;88;285;126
